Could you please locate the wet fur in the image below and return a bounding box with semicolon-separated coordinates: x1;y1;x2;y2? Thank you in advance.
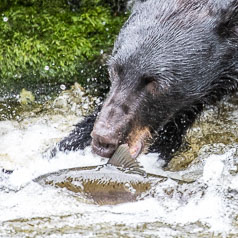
57;0;238;163
52;109;98;156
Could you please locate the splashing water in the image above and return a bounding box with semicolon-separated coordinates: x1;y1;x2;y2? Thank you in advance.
0;91;238;237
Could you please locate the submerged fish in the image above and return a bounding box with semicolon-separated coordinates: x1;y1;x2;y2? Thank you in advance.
34;145;200;205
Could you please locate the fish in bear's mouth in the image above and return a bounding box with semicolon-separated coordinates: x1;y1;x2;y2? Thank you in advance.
92;127;152;159
126;127;152;159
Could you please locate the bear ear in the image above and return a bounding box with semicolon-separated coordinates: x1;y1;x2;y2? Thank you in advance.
216;1;238;39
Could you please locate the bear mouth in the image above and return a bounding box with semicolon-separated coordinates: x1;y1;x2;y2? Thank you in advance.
91;126;151;159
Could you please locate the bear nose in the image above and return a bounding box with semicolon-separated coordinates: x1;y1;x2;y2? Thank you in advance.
91;125;119;158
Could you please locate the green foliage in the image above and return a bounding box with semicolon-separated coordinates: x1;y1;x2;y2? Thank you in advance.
0;0;128;91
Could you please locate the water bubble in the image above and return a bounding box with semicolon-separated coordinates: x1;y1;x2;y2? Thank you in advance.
3;17;8;22
96;98;101;104
60;84;66;90
83;104;88;110
44;66;49;71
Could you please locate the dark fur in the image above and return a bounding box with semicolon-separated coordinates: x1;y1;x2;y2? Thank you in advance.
51;109;99;157
57;0;238;163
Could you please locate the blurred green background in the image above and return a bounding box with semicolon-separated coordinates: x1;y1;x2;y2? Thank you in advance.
0;0;129;96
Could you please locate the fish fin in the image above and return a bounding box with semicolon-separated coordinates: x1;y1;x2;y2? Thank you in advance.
107;144;145;175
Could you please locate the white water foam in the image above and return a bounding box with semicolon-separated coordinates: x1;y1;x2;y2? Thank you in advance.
0;114;238;237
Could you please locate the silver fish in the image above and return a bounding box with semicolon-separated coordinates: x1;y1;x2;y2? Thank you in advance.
34;145;200;205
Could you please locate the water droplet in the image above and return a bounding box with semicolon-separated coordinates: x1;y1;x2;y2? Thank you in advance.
60;84;66;90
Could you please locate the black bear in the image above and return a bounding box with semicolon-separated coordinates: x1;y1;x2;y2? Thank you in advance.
57;0;238;163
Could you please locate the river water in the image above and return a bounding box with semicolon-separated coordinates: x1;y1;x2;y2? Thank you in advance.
0;87;238;237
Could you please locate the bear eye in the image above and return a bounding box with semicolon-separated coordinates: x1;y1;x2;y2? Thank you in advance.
142;76;154;85
141;76;157;95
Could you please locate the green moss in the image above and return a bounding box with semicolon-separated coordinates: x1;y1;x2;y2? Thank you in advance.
0;0;128;92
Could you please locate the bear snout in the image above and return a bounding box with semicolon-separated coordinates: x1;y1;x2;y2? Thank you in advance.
91;122;119;158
